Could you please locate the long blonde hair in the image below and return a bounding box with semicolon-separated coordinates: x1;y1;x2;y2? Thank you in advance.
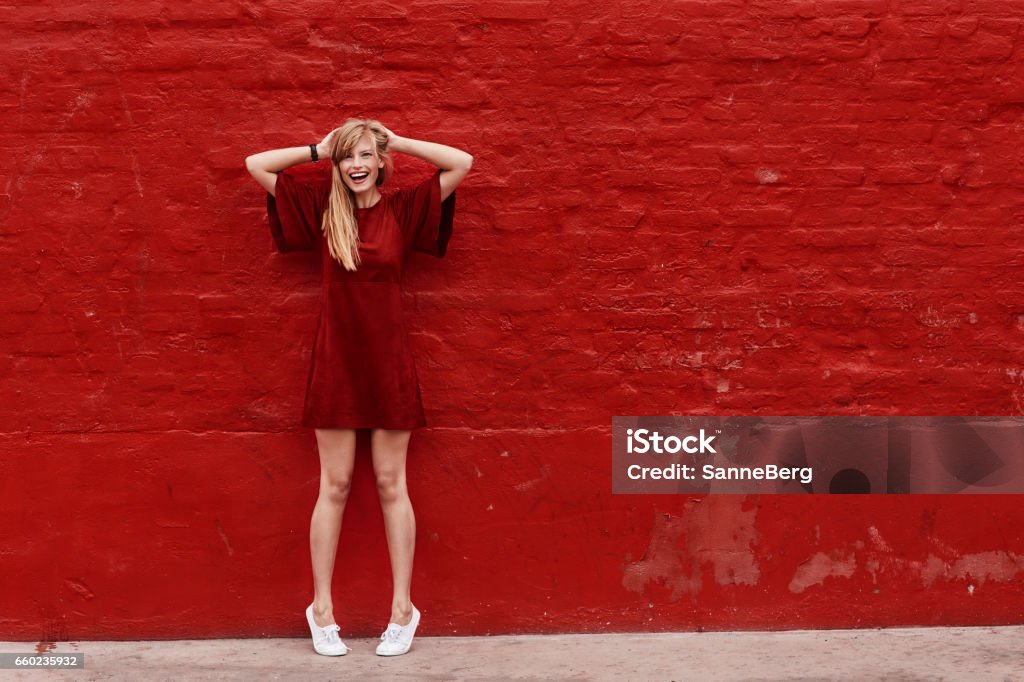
322;119;394;270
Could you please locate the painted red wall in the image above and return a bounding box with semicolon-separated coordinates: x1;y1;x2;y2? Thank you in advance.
2;1;1023;640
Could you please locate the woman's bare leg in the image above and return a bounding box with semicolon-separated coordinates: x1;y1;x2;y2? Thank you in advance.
370;428;415;625
310;428;357;627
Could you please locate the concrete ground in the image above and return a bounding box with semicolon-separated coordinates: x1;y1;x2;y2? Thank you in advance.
2;625;1022;681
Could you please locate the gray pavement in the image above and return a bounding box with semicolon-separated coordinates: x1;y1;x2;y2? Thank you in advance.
2;625;1023;681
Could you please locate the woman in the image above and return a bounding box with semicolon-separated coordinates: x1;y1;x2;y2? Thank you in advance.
245;119;472;657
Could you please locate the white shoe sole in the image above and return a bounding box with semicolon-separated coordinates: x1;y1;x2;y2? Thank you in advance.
377;647;412;656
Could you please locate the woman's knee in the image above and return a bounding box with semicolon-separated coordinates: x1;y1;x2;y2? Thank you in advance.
314;429;356;504
374;470;406;503
320;472;353;504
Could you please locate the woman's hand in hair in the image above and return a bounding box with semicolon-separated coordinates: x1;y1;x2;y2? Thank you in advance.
379;123;402;151
316;128;337;158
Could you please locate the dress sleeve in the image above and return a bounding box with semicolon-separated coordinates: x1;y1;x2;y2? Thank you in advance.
392;169;456;258
266;170;325;253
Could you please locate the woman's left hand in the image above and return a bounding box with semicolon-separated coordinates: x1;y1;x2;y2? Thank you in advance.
379;123;400;150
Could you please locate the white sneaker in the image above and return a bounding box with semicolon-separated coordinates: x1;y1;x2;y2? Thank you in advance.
375;604;421;656
305;603;349;656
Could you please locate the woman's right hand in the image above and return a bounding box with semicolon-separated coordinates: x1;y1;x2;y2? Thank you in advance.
316;128;337;158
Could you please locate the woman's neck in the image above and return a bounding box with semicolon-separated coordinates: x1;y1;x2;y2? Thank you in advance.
355;190;382;209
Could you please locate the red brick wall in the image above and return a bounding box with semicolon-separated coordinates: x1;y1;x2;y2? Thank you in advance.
2;1;1023;639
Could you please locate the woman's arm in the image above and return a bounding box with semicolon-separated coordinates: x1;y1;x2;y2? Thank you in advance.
388;131;473;202
245;133;333;196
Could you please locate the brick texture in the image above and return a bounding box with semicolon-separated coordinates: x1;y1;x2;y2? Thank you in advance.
1;0;1023;639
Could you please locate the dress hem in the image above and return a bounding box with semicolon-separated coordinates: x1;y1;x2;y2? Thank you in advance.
302;421;428;430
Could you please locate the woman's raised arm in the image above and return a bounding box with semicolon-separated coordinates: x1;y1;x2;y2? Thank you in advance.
245;132;334;196
384;127;473;202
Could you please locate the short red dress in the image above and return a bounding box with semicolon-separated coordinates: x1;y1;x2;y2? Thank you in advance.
265;165;455;429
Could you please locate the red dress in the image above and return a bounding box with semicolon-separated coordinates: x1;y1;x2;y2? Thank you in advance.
265;166;455;429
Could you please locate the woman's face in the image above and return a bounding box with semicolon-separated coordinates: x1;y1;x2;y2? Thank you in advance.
339;134;384;195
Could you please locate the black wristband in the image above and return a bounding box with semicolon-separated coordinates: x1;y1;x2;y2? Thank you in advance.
309;144;318;162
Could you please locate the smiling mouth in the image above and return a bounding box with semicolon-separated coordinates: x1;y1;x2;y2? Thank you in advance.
350;172;369;185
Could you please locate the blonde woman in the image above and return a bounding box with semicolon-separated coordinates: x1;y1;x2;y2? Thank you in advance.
245;119;472;656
